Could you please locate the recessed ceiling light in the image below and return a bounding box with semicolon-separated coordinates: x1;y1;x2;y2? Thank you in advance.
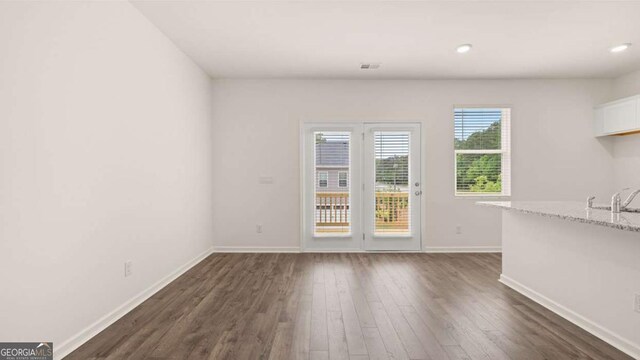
456;44;472;54
610;43;631;53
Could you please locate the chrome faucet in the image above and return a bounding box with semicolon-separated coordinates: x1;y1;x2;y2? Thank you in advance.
586;196;595;209
587;189;639;213
611;191;623;213
622;188;640;209
611;188;640;213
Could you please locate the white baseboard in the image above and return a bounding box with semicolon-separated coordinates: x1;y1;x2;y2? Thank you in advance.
499;274;640;359
423;246;502;253
56;247;214;360
214;246;502;253
213;246;301;253
302;248;365;253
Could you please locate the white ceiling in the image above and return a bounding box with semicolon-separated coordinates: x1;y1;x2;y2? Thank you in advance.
131;1;640;79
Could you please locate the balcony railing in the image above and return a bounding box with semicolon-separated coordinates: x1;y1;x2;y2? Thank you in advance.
315;192;409;233
316;193;349;232
375;192;409;232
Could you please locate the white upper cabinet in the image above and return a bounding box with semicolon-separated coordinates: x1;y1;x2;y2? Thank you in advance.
594;95;640;137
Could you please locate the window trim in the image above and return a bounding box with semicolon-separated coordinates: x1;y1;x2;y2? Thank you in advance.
338;171;348;188
454;106;511;197
318;171;328;188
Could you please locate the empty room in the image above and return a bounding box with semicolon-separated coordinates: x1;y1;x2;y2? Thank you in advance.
1;1;640;359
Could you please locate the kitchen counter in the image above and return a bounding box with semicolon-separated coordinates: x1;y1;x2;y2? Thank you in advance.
478;200;640;358
477;200;640;232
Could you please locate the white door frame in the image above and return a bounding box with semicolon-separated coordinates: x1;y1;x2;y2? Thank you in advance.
301;123;363;251
300;121;422;252
363;123;422;251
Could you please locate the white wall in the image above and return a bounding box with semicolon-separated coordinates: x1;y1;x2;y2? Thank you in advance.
609;69;640;191
211;79;613;251
611;69;640;99
0;1;214;355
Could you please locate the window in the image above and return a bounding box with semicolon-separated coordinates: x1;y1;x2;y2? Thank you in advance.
374;131;410;234
318;171;328;188
338;171;348;188
314;132;350;234
454;107;511;196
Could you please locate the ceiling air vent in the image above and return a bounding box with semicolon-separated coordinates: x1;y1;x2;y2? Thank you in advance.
360;63;381;70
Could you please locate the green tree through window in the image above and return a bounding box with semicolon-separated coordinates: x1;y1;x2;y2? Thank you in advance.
455;108;510;195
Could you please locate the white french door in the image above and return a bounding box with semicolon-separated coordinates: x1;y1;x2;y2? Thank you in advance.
363;123;421;251
302;122;421;251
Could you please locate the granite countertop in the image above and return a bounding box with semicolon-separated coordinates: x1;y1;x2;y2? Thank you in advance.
477;201;640;233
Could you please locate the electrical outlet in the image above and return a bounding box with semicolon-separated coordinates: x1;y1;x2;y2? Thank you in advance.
124;261;133;277
635;294;640;313
256;224;263;234
456;225;462;235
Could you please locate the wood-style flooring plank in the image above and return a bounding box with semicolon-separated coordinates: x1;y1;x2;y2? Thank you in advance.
65;253;633;360
361;327;390;360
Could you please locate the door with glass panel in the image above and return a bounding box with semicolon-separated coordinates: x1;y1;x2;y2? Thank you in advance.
302;122;420;251
302;124;362;251
363;123;421;251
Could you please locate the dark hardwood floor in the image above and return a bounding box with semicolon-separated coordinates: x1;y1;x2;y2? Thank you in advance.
66;253;632;360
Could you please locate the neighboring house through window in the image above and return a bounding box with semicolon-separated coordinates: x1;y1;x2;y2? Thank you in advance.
315;135;350;192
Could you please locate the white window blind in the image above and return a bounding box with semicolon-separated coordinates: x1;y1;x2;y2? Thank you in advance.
314;132;350;234
454;108;511;196
374;131;410;235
